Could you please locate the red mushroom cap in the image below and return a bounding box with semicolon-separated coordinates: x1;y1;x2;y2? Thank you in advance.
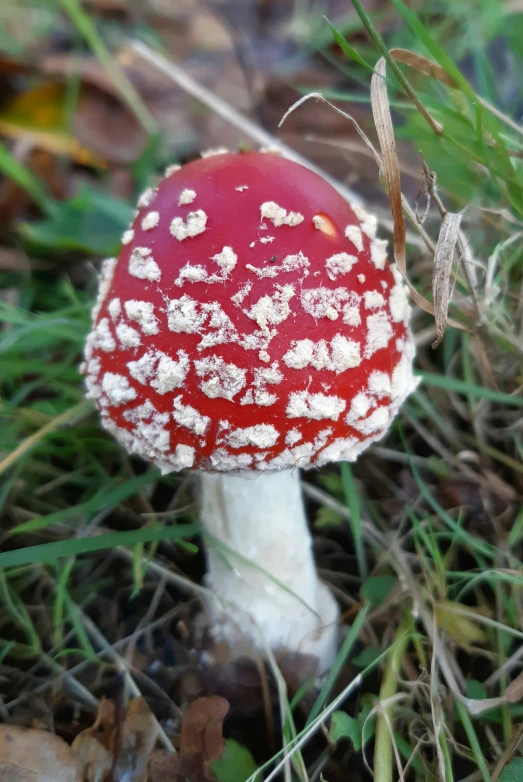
83;150;418;473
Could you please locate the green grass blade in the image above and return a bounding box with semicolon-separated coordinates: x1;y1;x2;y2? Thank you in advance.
348;0;442;134
10;470;160;535
0;642;16;665
392;731;426;777
417;372;523;407
306;602;370;726
340;462;368;579
63;592;97;661
373;616;411;782
0;401;91;477
324;17;374;71
0;141;52;214
456;701;492;782
0;522;200;569
58;0;157;135
53;558;75;646
0;570;40;654
390;0;477;101
408;458;496;560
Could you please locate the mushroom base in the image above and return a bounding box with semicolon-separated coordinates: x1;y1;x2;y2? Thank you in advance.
199;469;339;672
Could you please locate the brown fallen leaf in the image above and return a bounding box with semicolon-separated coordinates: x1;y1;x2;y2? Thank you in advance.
0;724;82;782
149;696;230;782
73;84;147;166
116;697;159;781
505;669;523;703
71;696;158;782
148;751;179;781
70;700;113;782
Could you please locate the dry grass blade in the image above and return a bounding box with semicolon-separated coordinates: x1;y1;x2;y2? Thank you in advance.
432;212;463;348
279;86;468;337
390;47;523;137
0;401;91;476
279;92;382;169
370;58;466;333
281;95;441;255
504;669;523;703
390;48;457;88
371;58;405;266
370;60;414;299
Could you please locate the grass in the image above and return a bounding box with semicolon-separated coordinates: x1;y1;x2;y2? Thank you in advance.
0;0;522;780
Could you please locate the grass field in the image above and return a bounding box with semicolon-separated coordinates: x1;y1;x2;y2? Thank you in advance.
0;0;522;780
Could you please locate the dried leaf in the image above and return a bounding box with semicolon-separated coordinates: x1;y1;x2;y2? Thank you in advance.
0;82;104;167
148;696;230;782
73;84;147;166
434;600;487;650
369;57;466;334
390;48;458;88
277;69;467;341
180;696;229;768
505;669;523;703
459;677;522;715
148;750;178;781
370;57;434;306
371;58;405;259
371;59;420;305
0;51;151;166
432;212;462;348
116;697;159;782
0;724;82;782
71;697;158;782
70;731;112;782
459;694;509;716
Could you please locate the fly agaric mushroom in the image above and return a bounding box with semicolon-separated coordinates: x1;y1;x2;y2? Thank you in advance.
82;150;418;671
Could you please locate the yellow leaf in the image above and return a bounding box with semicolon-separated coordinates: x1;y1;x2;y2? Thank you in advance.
434;601;487;650
0;82;105;167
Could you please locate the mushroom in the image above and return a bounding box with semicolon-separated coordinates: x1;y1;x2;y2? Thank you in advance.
82;150;418;672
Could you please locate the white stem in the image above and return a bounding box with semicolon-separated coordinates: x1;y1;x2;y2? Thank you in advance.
199;470;339;671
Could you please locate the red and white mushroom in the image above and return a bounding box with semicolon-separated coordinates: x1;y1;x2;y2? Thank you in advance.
82;150;418;671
